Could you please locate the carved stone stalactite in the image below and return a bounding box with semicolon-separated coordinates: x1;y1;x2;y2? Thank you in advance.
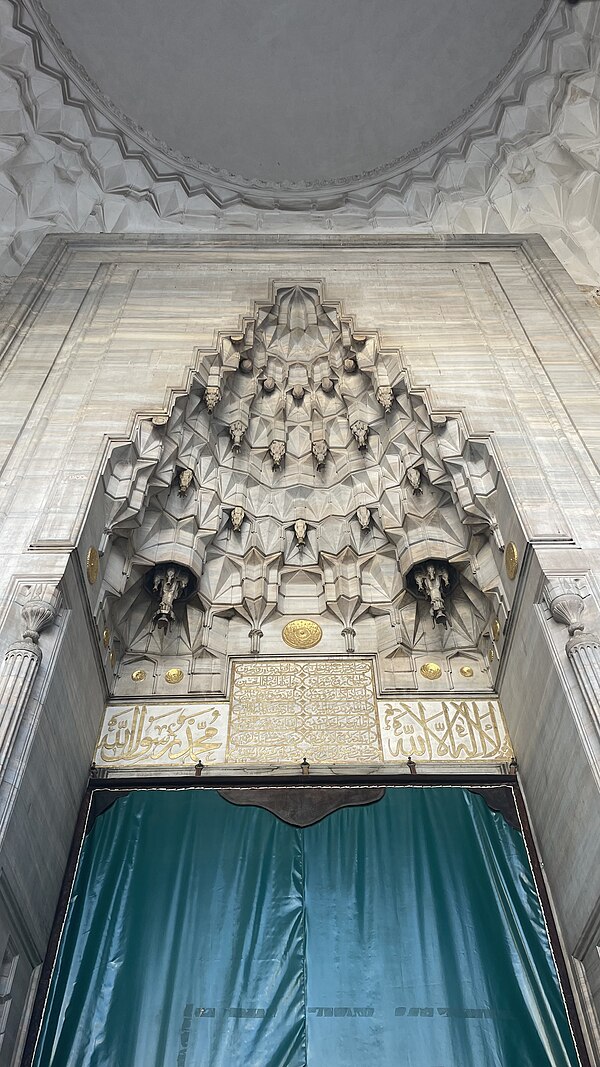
356;506;371;530
99;282;509;696
351;421;369;450
249;627;263;655
230;506;245;532
150;564;192;632
0;585;60;777
376;387;394;413
293;519;307;547
342;626;356;653
407;468;422;494
177;468;194;496
230;420;246;452
312;440;328;469
545;579;600;730
204;386;221;413
412;561;450;627
269;440;286;470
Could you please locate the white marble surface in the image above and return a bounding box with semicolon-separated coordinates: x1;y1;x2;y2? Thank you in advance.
0;233;599;1057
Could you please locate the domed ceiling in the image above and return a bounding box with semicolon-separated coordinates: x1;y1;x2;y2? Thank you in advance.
35;0;547;189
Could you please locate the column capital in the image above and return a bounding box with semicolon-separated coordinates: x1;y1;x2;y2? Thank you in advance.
17;583;62;645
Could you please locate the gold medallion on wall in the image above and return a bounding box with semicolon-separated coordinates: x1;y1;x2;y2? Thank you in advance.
504;542;518;581
165;668;184;684
282;619;323;649
420;662;442;681
86;546;99;584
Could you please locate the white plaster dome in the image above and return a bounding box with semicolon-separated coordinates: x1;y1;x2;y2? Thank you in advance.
36;0;548;189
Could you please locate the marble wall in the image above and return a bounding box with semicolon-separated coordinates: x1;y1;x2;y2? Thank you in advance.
0;233;599;1062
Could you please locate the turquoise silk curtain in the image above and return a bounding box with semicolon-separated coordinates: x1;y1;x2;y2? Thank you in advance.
34;789;580;1067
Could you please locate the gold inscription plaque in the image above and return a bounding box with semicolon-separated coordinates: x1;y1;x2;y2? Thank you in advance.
97;703;225;765
504;542;518;581
380;699;512;762
282;619;323;649
86;546;99;585
420;662;442;681
227;659;381;763
165;668;184;684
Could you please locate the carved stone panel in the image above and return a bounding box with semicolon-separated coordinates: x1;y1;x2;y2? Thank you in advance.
96;702;228;767
94;678;512;769
378;697;512;762
227;659;382;764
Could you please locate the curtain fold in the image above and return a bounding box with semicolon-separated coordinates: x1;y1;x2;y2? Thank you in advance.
34;791;306;1067
302;788;578;1067
33;788;580;1067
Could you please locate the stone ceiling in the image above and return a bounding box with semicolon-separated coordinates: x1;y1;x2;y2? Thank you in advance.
0;0;600;287
36;0;544;186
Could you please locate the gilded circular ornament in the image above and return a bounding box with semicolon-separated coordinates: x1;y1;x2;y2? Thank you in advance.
86;546;99;585
102;628;110;648
165;668;184;684
420;662;442;680
504;542;518;581
131;669;146;682
460;665;474;678
109;650;115;669
488;648;495;664
282;619;323;649
492;618;501;641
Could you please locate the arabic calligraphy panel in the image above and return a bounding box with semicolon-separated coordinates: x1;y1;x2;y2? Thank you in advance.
227;659;382;763
96;702;228;766
378;698;513;762
94;688;512;769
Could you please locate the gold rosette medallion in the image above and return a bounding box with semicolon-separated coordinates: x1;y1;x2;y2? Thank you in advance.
282;619;323;649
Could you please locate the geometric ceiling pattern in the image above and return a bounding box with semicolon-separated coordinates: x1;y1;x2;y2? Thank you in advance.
0;0;599;289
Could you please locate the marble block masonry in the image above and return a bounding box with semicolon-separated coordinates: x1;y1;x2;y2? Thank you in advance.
0;233;599;1062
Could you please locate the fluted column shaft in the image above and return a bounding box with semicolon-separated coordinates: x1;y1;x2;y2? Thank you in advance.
0;583;60;779
0;639;41;773
567;634;600;727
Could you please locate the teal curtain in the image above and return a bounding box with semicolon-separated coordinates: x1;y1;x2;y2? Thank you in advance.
33;788;579;1067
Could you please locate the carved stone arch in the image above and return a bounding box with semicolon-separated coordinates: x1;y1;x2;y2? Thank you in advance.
92;281;515;697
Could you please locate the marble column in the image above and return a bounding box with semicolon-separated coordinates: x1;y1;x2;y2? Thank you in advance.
0;584;60;777
545;578;600;730
566;632;600;729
